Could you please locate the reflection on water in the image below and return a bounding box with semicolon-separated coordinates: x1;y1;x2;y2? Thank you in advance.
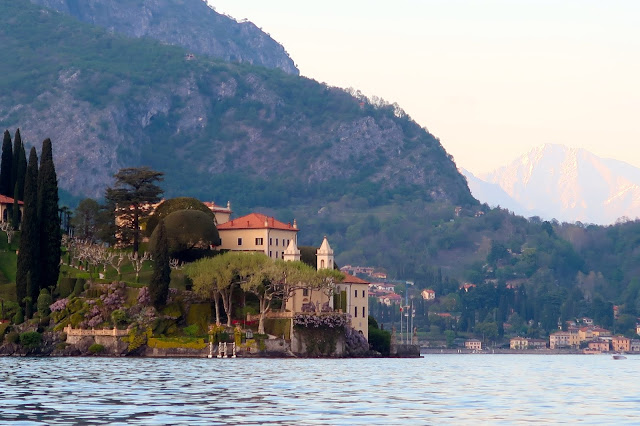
1;355;639;424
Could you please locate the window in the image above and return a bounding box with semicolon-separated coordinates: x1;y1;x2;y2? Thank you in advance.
282;252;284;259
362;306;365;317
276;252;279;259
354;289;358;298
255;238;263;245
303;289;309;296
237;238;242;246
354;306;358;317
363;290;365;298
269;251;272;257
270;238;272;245
286;239;290;247
321;260;325;268
276;239;279;246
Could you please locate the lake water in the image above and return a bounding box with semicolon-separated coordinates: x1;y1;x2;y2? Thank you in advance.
1;355;639;424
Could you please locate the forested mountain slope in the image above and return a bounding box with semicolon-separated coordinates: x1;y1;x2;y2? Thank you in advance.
29;0;299;75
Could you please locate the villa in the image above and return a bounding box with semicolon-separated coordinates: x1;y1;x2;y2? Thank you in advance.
0;194;23;224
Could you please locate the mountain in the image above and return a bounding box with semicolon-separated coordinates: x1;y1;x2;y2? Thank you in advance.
29;0;298;75
468;144;640;225
461;168;529;215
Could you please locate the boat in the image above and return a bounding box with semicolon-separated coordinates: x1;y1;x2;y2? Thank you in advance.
612;354;627;360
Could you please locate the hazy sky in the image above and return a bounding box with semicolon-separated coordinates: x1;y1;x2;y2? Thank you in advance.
209;1;639;173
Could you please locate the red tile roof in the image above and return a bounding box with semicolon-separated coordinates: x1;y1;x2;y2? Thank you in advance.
341;273;369;285
217;213;298;231
0;195;23;205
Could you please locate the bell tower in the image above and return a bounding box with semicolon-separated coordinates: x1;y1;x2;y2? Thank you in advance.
316;236;334;270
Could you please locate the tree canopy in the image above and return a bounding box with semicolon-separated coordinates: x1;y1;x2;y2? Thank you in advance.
145;197;215;237
149;209;220;261
105;167;164;254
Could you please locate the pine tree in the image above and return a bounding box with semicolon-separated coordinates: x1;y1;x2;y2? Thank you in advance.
0;130;12;197
10;128;22;198
16;147;39;313
149;219;171;308
37;138;61;292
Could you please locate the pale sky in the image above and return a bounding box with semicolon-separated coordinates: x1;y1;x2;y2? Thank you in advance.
209;0;640;174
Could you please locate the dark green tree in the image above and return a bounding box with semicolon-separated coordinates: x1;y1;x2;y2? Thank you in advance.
149;209;220;261
13;139;26;201
145;197;216;237
105;167;164;254
37;139;61;292
10;128;22;198
71;198;100;241
0;130;12;197
149;219;171;308
16;147;39;313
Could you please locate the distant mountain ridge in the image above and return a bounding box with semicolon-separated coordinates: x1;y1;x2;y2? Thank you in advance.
29;0;299;75
466;144;640;224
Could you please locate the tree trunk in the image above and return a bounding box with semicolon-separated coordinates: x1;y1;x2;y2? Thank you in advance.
213;292;221;325
258;296;270;335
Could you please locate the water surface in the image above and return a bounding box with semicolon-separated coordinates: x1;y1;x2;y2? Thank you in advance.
1;355;638;424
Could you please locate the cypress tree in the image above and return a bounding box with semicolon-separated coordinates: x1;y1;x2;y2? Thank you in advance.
149;218;171;308
37;138;61;292
16;147;39;313
10;129;22;198
0;130;12;196
14;141;26;201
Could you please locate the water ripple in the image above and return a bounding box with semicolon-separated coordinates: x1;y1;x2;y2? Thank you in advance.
1;355;639;424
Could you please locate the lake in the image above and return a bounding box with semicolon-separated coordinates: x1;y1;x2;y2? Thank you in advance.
1;355;639;424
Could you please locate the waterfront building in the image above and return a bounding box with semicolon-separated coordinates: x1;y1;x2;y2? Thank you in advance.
465;339;482;350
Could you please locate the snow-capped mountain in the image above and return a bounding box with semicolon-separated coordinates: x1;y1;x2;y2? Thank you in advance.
465;144;640;225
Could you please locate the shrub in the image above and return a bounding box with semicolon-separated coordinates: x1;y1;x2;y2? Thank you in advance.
368;327;391;356
58;278;76;298
37;289;53;316
111;309;129;328
5;331;19;344
89;343;105;354
13;308;24;324
19;331;42;349
183;324;199;337
73;278;86;296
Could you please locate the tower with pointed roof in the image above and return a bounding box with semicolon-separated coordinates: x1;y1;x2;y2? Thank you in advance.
316;236;334;270
283;238;301;262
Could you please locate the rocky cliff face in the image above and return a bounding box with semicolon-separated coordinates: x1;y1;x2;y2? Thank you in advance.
30;0;299;75
1;0;473;209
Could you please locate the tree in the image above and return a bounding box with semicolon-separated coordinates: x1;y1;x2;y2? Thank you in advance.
0;130;12;196
16;148;39;314
71;198;100;241
10;128;22;198
37;139;61;292
244;259;313;333
105;167;164;254
11;143;26;229
145;197;216;237
149;219;171;308
149;209;220;261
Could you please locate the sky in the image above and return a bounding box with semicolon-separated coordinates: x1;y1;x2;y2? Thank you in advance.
209;0;640;174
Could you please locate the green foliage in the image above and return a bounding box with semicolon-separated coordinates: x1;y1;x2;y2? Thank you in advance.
19;331;42;349
111;309;129;328
58;278;76;298
145;197;216;237
264;318;291;340
36;289;52;316
5;331;19;344
147;336;207;350
149;219;171;308
186;303;210;336
150;210;219;261
71;198;100;241
16;147;39;310
183;324;200;337
0;130;12;197
89;343;105;354
368;327;391;355
37;138;62;293
444;330;456;348
73;278;86;297
12;307;23;324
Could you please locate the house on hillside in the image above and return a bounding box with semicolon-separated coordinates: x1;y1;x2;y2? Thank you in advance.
465;339;482;350
0;195;23;224
216;212;298;259
421;289;435;300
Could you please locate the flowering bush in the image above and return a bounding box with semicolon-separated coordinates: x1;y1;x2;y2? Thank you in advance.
49;298;68;312
293;313;349;329
345;327;369;357
137;286;151;306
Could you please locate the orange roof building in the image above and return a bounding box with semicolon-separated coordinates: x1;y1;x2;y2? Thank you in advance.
0;194;23;224
217;213;298;260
